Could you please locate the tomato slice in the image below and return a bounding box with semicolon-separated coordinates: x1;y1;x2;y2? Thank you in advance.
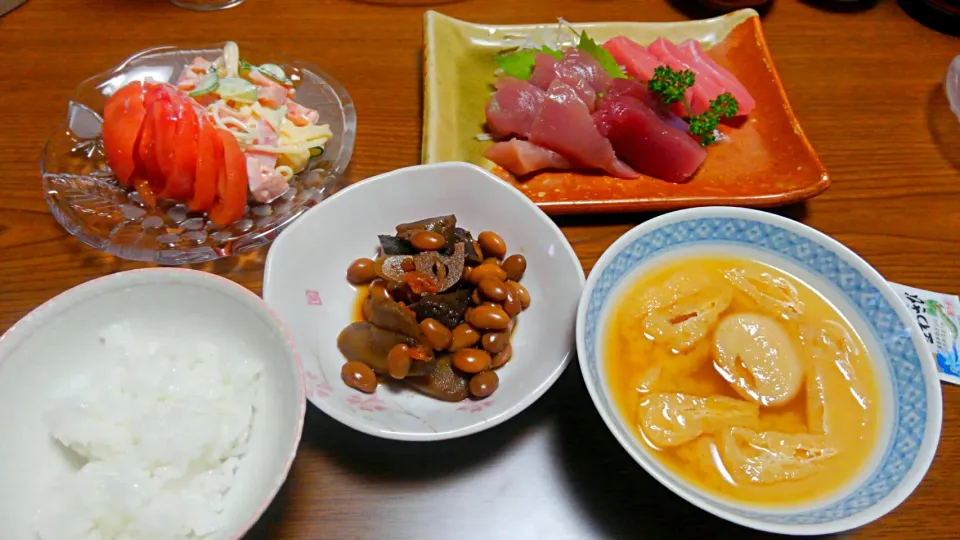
163;102;199;201
133;83;170;185
102;81;146;187
152;98;179;194
189;117;221;212
135;104;162;186
208;129;248;225
103;80;143;125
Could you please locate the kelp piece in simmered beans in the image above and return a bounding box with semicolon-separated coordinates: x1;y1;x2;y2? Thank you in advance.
378;234;417;256
410;289;472;329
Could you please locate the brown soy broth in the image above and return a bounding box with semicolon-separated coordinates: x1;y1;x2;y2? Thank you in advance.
605;256;880;506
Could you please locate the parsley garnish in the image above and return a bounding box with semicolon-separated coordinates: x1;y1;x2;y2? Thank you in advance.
647;65;739;146
710;92;739;117
648;65;695;105
687;93;739;146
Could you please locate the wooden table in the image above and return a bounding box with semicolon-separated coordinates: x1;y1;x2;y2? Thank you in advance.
1;0;958;538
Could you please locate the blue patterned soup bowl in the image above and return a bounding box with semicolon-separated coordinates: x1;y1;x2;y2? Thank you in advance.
576;207;942;535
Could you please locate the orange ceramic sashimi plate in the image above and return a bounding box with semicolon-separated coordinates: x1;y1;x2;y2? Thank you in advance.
421;9;829;215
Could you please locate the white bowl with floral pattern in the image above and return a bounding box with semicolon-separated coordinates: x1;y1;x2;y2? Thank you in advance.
263;162;584;440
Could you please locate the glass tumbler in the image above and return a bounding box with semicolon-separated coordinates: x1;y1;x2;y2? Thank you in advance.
169;0;245;11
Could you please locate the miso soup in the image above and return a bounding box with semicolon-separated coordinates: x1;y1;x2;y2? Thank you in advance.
605;256;880;505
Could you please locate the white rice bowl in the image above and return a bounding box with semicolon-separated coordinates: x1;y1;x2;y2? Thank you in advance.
0;269;305;540
39;322;263;539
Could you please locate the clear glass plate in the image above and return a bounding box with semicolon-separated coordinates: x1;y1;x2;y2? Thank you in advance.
41;43;356;265
946;54;960;122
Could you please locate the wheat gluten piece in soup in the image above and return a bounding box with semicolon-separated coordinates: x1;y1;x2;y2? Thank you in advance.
604;256;880;506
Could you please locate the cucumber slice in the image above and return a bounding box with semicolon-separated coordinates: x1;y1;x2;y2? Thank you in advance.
217;77;258;103
259;63;293;86
188;72;220;98
309;145;325;157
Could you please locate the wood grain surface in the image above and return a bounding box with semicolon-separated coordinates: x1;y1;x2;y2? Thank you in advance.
1;0;958;538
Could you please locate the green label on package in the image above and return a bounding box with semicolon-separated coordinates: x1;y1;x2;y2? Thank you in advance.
889;282;960;385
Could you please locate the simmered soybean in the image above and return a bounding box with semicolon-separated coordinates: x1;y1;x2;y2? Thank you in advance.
478;231;507;259
491;343;512;368
341;361;377;393
479;277;508;302
410;230;446;251
505;281;530;309
468;263;507;285
347;258;377;285
502;254;527;281
421;318;453;350
469;371;499;398
467;305;510;330
481;332;509;354
453;348;491;373
387;344;412;379
450;324;481;351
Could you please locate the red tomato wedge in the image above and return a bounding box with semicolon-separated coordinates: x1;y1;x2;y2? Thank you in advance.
152;98;179;193
134;83;171;186
164;103;199;201
189;118;222;212
102;81;147;187
135;105;162;187
208;129;248;226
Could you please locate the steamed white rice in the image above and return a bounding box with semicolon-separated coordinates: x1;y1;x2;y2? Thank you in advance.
37;322;263;540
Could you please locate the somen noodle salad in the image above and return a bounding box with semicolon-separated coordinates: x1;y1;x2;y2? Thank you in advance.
100;41;330;226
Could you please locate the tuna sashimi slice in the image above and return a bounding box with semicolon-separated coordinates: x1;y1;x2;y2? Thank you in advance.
485;77;547;139
529;80;638;179
528;53;597;111
527;53;562;90
606;78;689;133
648;37;727;116
676;39;756;116
483;139;573;176
561;49;613;95
606;78;658;107
593;95;706;183
603;37;661;82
